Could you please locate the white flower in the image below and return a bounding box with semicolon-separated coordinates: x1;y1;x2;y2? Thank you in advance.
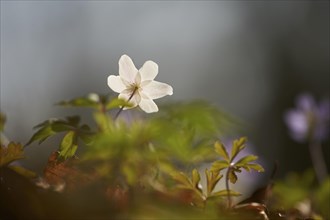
107;54;173;113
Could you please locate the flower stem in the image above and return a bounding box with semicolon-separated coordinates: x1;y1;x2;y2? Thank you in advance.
309;140;328;183
225;167;233;209
114;87;137;121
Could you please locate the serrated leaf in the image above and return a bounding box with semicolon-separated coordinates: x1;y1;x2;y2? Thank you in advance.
214;141;229;161
245;163;264;172
0;142;25;166
235;155;258;167
210;189;241;197
231;137;247;162
59;131;77;159
105;98;133;110
210;160;229;173
228;170;238;184
9;165;36;178
192;169;201;189
205;169;223;195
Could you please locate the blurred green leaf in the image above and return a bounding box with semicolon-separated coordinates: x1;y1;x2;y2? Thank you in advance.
210;160;228;173
57;94;100;108
244;163;264;172
0;142;25;166
93;112;112;131
315;178;330;219
214;141;229;162
234;155;258;167
26;123;56;145
192;169;201;190
59;131;77;159
171;171;192;188
228;170;238;184
273;170;314;209
105;97;133;110
26;116;90;160
230;137;247;162
210;189;241;197
9;165;36;178
205;169;223;195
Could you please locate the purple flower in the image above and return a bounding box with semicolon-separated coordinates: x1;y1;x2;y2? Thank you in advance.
284;93;330;142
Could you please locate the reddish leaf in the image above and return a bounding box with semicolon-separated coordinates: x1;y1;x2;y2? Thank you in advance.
42;151;97;192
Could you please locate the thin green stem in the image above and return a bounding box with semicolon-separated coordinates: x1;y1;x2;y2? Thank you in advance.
114;87;138;121
309;140;328;183
225;166;233;209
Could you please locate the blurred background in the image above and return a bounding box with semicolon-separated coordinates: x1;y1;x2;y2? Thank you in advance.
1;1;329;178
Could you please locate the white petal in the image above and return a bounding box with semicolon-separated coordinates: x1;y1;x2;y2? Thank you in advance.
119;89;141;109
139;60;158;81
119;54;138;83
139;98;159;113
107;75;127;93
142;81;173;99
135;71;142;85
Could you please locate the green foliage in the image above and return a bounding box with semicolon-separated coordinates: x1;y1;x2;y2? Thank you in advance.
171;166;241;208
171;169;203;197
57;94;100;108
15;93;275;219
0;142;25;166
170;137;262;209
273;170;329;219
209;137;264;207
27;116;93;160
57;93;132;111
0;142;36;178
147;101;236;165
59;131;78;159
315;178;330;219
211;138;264;183
78;100;237;188
205;169;223;196
8;165;36;178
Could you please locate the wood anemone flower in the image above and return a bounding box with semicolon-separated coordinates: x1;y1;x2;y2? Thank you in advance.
108;54;173;113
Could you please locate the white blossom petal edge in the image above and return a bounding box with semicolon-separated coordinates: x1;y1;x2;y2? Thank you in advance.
107;54;173;113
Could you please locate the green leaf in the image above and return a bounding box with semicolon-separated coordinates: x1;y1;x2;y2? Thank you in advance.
210;189;241;197
210;160;228;173
234;155;258;167
171;171;192;187
228;170;238;184
205;169;223;195
230;137;247;162
106;98;133;110
26;124;56;145
192;169;201;189
9;165;36;178
51;122;72;133
214;141;229;161
245;163;264;172
93;112;112;131
57;94;100;108
58;131;77;159
0;142;25;166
